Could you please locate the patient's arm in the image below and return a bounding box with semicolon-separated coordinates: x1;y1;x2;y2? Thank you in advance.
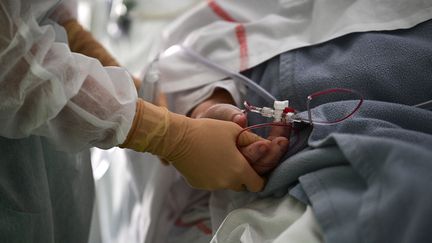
191;89;289;175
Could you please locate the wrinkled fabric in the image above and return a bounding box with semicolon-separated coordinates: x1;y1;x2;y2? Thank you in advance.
246;19;432;243
160;6;432;243
0;0;138;242
296;101;432;243
158;0;432;97
210;194;323;243
0;136;94;243
252;18;432;195
0;0;137;151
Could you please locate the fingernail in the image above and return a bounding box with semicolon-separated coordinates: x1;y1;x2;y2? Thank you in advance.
277;139;289;147
233;114;243;123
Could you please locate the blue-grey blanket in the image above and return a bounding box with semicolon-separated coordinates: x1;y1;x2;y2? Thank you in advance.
245;19;432;243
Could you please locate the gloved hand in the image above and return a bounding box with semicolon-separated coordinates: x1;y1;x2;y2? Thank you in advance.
121;99;265;192
197;103;290;175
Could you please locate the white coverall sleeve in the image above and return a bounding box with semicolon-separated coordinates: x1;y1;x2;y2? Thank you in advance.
0;1;137;151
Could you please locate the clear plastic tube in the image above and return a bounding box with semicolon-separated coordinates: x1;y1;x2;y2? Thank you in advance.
175;46;365;125
178;45;276;104
413;99;432;110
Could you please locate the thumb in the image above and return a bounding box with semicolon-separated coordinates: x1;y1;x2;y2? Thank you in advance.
241;163;265;192
237;130;265;147
204;104;245;123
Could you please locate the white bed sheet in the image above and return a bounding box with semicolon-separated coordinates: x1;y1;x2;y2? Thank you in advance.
209;192;323;243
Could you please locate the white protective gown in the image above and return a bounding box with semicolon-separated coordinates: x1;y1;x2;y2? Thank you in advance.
155;0;432;115
0;0;137;242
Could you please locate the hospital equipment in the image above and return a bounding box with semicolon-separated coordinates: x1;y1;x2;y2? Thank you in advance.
173;45;276;105
243;88;364;125
157;45;364;134
236;89;363;153
156;45;364;125
171;45;431;128
414;99;432;110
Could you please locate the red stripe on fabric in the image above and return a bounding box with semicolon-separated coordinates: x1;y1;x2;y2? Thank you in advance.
207;0;237;22
175;218;213;235
206;0;249;70
175;218;194;227
235;24;249;71
196;221;212;235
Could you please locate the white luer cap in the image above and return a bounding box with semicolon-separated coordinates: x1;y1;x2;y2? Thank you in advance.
274;100;289;110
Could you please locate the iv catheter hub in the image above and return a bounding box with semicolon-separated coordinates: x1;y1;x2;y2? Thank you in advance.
244;100;295;123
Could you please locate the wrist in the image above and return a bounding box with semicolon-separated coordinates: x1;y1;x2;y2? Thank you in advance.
119;99;191;161
119;99;169;152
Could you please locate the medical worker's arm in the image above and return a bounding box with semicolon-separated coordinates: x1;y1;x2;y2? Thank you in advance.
191;89;290;175
57;13;265;191
49;0;141;88
61;19;141;89
0;1;264;191
0;0;137;151
49;0;141;89
55;2;266;191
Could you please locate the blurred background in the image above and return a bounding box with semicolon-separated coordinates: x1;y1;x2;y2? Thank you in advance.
77;0;200;75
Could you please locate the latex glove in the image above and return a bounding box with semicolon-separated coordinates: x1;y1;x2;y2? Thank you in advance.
121;99;265;192
198;103;290;175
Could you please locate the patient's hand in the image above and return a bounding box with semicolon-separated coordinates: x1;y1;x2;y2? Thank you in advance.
197;103;290;175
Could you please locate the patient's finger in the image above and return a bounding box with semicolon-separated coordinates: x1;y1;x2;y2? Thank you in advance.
240;137;289;175
268;126;291;140
237;131;266;147
202;104;247;127
251;137;289;175
240;140;271;163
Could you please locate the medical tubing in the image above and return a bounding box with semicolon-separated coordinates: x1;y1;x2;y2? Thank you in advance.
235;122;301;155
236;123;290;149
306;88;364;125
178;45;276;104
413;99;432;110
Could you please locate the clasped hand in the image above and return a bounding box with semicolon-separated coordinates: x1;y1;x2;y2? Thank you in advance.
197;103;290;175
